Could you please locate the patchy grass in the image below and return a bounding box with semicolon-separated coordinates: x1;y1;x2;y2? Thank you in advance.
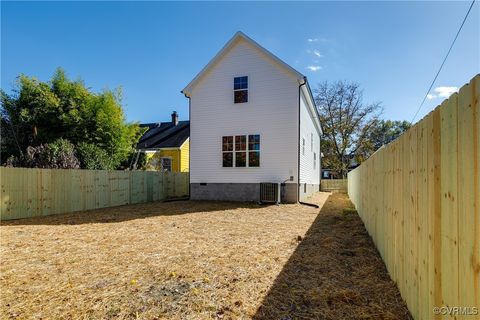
342;207;358;215
0;193;410;319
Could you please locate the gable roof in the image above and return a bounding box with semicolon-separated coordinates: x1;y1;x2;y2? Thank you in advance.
137;121;190;149
181;31;322;135
181;31;305;97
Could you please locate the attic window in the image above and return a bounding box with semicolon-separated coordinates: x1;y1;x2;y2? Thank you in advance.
234;76;248;103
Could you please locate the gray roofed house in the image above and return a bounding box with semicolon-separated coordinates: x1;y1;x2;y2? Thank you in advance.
136;111;190;172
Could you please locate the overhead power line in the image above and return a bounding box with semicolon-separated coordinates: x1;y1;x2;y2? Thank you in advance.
410;0;476;124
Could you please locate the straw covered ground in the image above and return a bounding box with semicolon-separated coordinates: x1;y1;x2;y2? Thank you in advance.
1;192;411;319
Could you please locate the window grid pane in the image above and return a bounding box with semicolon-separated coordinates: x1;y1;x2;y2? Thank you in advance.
222;136;233;151
223;152;233;167
235;135;246;151
234;90;248;103
249;151;260;167
234;76;248;90
248;135;260;150
235;152;246;167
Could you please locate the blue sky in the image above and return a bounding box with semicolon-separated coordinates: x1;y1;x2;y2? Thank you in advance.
1;1;479;124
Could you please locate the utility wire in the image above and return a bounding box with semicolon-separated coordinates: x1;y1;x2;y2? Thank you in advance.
410;0;476;124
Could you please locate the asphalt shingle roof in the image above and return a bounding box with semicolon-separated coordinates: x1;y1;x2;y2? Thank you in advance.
137;120;189;149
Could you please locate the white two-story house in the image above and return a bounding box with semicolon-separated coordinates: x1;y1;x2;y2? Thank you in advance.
182;31;322;203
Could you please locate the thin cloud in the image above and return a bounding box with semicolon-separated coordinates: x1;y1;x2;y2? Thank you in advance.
427;86;459;99
313;50;323;58
306;65;322;72
434;86;458;97
307;37;328;43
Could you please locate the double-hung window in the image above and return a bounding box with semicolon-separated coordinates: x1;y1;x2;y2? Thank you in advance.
222;134;260;167
235;136;247;167
234;76;248;103
248;135;260;167
160;157;172;172
222;136;234;167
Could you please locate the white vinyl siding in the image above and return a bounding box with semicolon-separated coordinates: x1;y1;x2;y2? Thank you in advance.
299;90;321;188
190;38;299;184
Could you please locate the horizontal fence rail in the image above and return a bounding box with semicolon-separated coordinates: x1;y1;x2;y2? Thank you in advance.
348;75;479;320
0;168;189;220
320;179;348;192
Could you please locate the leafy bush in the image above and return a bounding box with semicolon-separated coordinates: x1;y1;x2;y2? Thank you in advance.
7;138;80;169
1;68;142;168
76;142;114;170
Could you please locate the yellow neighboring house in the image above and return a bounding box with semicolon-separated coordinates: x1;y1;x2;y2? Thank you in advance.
136;111;189;172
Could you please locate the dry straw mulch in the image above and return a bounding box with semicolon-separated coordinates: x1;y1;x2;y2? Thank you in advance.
1;193;411;319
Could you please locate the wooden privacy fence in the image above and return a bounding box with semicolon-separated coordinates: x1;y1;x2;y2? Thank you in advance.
320;179;348;192
0;167;189;220
348;75;479;319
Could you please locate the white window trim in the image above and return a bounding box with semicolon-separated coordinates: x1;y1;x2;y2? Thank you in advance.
233;75;249;104
222;134;260;168
222;136;234;168
234;135;247;167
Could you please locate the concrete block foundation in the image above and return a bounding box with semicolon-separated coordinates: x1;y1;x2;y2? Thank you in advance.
190;183;299;203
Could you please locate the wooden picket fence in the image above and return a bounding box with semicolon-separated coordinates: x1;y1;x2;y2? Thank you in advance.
348;75;479;319
0;167;189;220
320;179;348;192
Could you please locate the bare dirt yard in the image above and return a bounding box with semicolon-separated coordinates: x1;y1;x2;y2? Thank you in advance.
1;193;411;320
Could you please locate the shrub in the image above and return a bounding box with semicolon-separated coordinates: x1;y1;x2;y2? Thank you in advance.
76;142;114;170
1;69;142;168
7;138;80;169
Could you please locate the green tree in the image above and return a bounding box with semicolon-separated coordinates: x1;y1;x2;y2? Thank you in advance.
1;68;142;169
315;81;382;178
76;142;114;170
355;120;411;163
369;120;410;150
